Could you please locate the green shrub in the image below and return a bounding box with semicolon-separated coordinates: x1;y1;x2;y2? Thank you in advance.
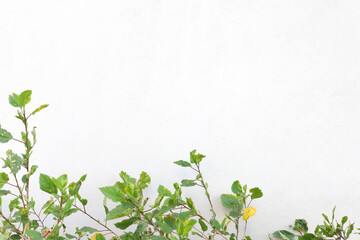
0;90;263;240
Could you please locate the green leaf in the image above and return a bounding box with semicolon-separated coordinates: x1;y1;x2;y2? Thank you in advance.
39;173;58;194
198;218;208;231
137;171;151;189
331;206;336;221
31;104;49;115
157;221;174;234
181;179;196;187
4;150;23;174
68;174;87;196
9;198;19;212
79;197;88;206
0;173;9;188
56;174;68;190
249;187;263;199
21;165;38;184
322;213;330;223
76;226;98;234
0;190;10;196
0;126;12;143
0;232;10;240
105;204;134;220
186;197;195;209
158;185;171;196
221;194;241;209
341;216;348;225
9;93;21;107
96;234;106;240
114;218;139;230
65;234;77;239
174;160;191;167
150;236;166;240
231;181;242;195
119;171;136;183
100;185;125;202
18;90;32;106
294;219;308;232
272;230;295;240
183;219;197;236
229;210;241;218
210;218;221;231
179;211;192;221
31;127;37;145
25;230;42;240
189;150;206;164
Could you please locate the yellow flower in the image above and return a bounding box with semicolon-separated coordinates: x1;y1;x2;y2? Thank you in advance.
90;233;104;240
243;207;256;220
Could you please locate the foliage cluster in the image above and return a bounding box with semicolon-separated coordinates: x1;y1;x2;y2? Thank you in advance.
0;91;262;240
0;90;358;240
270;207;355;240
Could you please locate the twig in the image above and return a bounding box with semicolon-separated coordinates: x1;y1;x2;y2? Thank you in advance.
0;211;26;239
73;204;122;240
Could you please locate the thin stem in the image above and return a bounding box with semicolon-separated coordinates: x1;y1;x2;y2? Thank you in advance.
12;138;25;144
30;210;45;228
0;211;26;239
46;197;64;238
242;220;248;240
22;108;32;233
13;174;26;208
73;204;121;240
235;217;240;240
6;182;18;188
181;204;228;240
195;163;219;239
128;198;169;240
192;226;208;239
195;164;216;220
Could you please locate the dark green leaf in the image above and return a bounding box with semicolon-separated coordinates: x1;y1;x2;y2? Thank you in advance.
114;218;139;230
294;219;308;232
0;190;10;196
181;179;196;187
0;126;12;143
173;160;191;167
249;187;263;199
231;181;242;195
199;218;208;231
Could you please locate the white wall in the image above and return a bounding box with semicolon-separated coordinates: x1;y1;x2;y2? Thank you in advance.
1;1;360;239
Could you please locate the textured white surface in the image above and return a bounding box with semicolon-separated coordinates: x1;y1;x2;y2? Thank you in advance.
1;1;360;239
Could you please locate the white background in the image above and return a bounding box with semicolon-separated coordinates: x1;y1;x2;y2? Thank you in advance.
1;1;360;239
